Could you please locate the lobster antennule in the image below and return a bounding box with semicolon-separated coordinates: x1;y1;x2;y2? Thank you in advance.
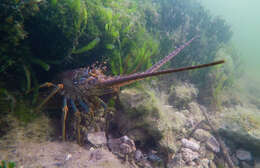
100;60;225;87
146;36;199;73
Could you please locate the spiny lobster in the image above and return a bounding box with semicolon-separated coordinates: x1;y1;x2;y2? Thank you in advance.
36;36;224;144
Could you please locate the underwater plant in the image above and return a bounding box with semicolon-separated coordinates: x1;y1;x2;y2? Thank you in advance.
0;0;236;123
0;160;16;168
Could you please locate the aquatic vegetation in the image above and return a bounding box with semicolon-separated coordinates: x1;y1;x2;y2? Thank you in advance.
0;0;237;123
72;37;100;54
0;161;15;168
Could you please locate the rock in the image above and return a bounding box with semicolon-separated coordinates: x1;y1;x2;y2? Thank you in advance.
217;106;260;155
201;158;210;168
231;154;240;166
236;149;252;161
205;150;215;160
181;138;200;151
241;161;254;168
168;82;198;109
87;132;107;146
134;150;143;162
187;161;196;166
193;129;212;142
255;161;260;168
209;160;217;168
206;136;220;153
65;153;72;161
181;148;199;163
147;153;162;162
108;136;136;157
117;86;186;154
199;144;207;157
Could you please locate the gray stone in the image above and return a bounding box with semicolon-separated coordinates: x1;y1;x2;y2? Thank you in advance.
209;160;217;168
87;132;107;146
168;83;198;109
193;129;212;142
241;161;254;168
201;158;210;168
134;150;143;162
236;149;252;161
181;148;199;162
231;154;240;166
217;106;260;155
206;136;220;153
205;150;215;160
108;136;136;157
181;138;200;151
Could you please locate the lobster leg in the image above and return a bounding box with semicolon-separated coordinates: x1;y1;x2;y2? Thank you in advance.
70;99;82;144
35;83;64;112
78;99;89;113
96;97;113;133
61;96;68;141
97;97;107;110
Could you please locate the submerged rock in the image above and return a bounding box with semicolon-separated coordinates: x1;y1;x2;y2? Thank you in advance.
206;136;220;153
236;149;252;161
181;148;199;163
87;132;107;147
108;136;136;158
168;82;198;109
193;129;212;142
217;106;260;155
181;138;200;151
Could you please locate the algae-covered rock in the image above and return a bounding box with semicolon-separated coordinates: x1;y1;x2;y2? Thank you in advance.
216;106;260;155
168;82;198;109
115;83;205;158
117;86;185;152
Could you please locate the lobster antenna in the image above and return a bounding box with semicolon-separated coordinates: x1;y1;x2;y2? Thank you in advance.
146;36;199;73
101;60;225;87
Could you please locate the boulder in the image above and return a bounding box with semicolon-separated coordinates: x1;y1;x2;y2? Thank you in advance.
217;106;260;155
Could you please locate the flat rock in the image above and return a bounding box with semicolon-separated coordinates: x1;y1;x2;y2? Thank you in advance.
193;129;212;142
206;136;220;153
181;138;200;151
236;149;252;161
87;132;107;146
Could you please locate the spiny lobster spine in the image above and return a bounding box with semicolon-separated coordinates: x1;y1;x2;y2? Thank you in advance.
146;36;199;73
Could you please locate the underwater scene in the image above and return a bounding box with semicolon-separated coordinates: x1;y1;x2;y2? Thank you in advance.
0;0;259;167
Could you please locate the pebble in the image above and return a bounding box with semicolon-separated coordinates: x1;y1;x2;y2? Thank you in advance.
65;153;72;161
181;138;200;151
181;148;199;162
147;153;162;162
135;150;143;162
206;136;220;153
236;149;252;161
